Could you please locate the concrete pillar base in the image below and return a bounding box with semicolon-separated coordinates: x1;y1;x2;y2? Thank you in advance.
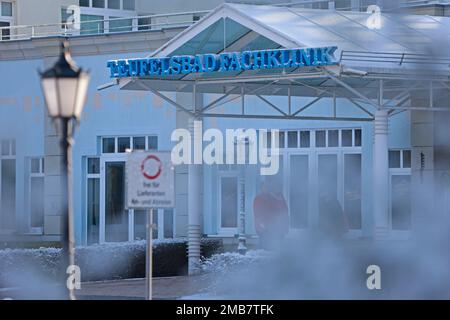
187;224;201;275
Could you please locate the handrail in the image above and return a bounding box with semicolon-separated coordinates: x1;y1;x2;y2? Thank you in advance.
341;50;450;67
0;10;210;42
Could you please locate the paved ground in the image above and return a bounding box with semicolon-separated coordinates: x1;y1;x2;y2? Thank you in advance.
77;274;214;300
0;274;215;300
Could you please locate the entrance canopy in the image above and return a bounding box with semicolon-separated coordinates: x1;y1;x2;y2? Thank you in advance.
117;3;450;121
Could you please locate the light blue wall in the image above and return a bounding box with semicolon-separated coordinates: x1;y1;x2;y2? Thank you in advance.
0;58;45;232
70;53;178;244
0;53;412;243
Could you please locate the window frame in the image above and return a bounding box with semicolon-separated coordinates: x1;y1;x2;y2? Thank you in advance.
73;2;138;34
0;139;16;233
27;157;45;234
84;134;174;245
217;171;240;236
86;156;101;244
389;165;412;237
101;135;159;154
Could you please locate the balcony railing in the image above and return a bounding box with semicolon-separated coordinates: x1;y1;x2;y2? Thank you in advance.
0;10;210;42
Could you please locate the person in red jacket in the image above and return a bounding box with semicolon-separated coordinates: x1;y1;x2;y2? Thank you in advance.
253;177;289;250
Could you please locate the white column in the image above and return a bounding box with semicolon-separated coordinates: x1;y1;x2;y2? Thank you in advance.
237;169;247;255
187;116;202;275
373;109;389;239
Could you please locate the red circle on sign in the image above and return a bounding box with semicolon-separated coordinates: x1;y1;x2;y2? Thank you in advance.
141;155;162;180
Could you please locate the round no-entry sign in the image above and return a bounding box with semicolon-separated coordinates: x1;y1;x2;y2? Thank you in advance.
141;155;162;180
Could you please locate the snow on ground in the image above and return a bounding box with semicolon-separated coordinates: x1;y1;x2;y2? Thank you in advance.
179;250;273;300
200;250;272;274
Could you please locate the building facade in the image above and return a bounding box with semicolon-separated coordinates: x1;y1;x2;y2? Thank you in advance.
1;1;450;254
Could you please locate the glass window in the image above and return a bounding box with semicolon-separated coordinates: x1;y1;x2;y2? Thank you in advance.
105;162;127;242
123;0;135;10
278;131;285;148
102;137;115;153
92;0;105;8
79;0;90;7
134;210;160;240
148;136;158;150
391;175;411;230
312;1;328;9
109;17;132;33
287;131;298;148
61;8;71;24
88;158;100;174
290;155;309;228
108;0;120;9
265;131;272;149
10;140;15;156
220;176;238;228
152;210;158;239
1;159;16;230
318;154;342;234
87;178;100;244
335;0;351;10
0;21;10;41
344;154;362;229
134;209;146;241
403;150;411;168
389;150;401;168
315;130;326;147
354;129;362;147
30;177;44;229
80;14;104;35
164;209;174;238
342;130;352;147
1;2;12;16
300;131;310;148
138;16;151;31
117;137;130;153
328;130;338;147
133;137;145;150
31;158;40;174
1;140;9;155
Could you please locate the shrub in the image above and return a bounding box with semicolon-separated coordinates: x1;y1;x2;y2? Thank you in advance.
0;238;223;287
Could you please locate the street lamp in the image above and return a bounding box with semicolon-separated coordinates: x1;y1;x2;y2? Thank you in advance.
39;40;90;300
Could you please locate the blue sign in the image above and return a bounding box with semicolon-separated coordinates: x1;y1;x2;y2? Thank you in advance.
107;46;338;78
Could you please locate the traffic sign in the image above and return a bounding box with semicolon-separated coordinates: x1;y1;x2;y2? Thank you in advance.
126;151;175;209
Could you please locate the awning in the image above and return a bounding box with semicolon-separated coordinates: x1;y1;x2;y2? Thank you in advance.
113;3;450;121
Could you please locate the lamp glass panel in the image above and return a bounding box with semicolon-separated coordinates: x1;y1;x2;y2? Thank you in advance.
41;78;59;117
56;78;78;117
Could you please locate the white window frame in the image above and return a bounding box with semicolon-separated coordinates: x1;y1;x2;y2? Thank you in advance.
101;135;158;155
88;134;173;244
277;128;363;238
1;1;13;20
27;157;45;234
389;148;412;239
217;171;240;236
0;1;15;41
85;156;101;244
0;138;16;233
285;150;313;235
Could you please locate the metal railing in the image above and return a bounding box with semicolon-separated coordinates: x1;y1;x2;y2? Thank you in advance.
0;10;210;42
341;50;450;68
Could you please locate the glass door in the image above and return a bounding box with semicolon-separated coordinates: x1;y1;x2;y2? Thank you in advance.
287;153;310;229
100;158;129;242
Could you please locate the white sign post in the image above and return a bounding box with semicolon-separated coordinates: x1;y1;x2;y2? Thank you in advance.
126;151;174;301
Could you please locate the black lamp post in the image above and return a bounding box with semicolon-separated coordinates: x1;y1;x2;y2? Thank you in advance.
39;40;90;300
